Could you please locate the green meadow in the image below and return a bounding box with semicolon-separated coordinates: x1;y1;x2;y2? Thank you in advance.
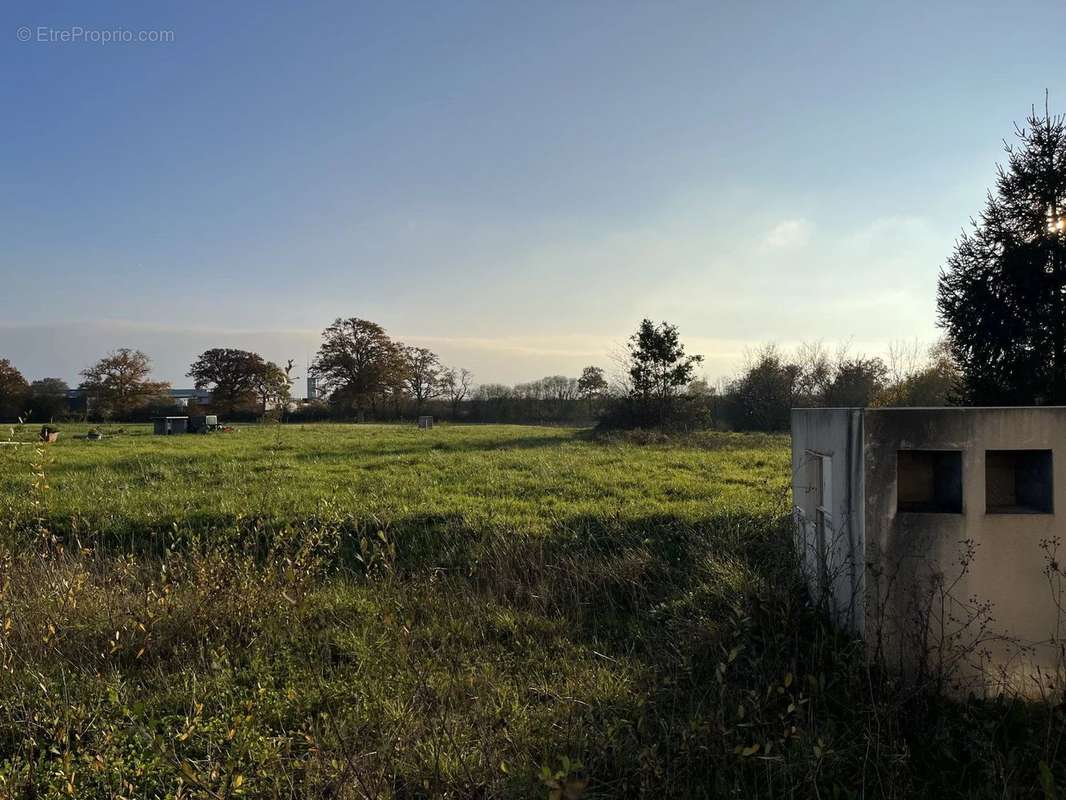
1;423;788;538
0;423;1060;798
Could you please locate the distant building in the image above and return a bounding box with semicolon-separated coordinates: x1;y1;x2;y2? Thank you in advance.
306;376;322;401
66;388;212;414
168;389;213;409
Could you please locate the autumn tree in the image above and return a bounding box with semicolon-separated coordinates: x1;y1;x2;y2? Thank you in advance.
0;359;29;420
79;349;170;419
312;318;404;415
938;103;1066;404
187;348;261;413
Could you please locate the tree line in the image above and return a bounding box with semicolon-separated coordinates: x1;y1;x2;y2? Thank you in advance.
712;339;958;431
0;347;299;423
5;103;1066;428
0;322;478;424
0;318;959;431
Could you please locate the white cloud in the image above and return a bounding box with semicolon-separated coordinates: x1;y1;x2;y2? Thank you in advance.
763;218;813;250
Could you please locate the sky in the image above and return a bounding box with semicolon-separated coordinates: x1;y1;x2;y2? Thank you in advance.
2;1;1064;395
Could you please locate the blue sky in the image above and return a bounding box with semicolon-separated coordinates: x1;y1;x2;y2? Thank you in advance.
2;1;1063;390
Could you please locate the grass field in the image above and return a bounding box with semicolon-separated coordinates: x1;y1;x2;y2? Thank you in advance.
0;423;1062;798
1;423;787;541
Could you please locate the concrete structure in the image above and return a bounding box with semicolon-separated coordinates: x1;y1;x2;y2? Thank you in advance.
152;416;189;435
793;407;1066;696
418;415;434;429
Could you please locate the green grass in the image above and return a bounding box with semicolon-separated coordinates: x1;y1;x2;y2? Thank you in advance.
1;423;787;536
0;423;1062;798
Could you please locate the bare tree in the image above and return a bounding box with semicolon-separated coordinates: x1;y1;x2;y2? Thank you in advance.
440;367;472;420
879;339;960;407
404;346;442;412
886;339;924;389
793;341;833;405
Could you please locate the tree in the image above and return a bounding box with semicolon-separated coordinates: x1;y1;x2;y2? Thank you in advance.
440;367;472;420
472;383;513;421
542;375;579;418
28;378;70;421
187;348;261;413
877;340;960;407
823;356;888;408
79;349;170;419
724;345;801;432
382;344;412;417
938;103;1066;404
625;319;703;425
312;318;405;415
404;346;442;411
793;341;833;406
0;359;29;420
249;360;291;414
577;366;608;416
685;378;714;398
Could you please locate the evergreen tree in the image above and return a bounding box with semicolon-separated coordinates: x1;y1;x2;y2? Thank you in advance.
626;319;703;426
938;102;1066;404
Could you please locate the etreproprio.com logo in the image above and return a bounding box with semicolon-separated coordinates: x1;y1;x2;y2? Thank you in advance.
17;26;175;44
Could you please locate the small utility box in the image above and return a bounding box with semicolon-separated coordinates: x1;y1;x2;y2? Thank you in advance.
792;406;1066;696
152;416;189;435
188;415;219;434
418;416;434;429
